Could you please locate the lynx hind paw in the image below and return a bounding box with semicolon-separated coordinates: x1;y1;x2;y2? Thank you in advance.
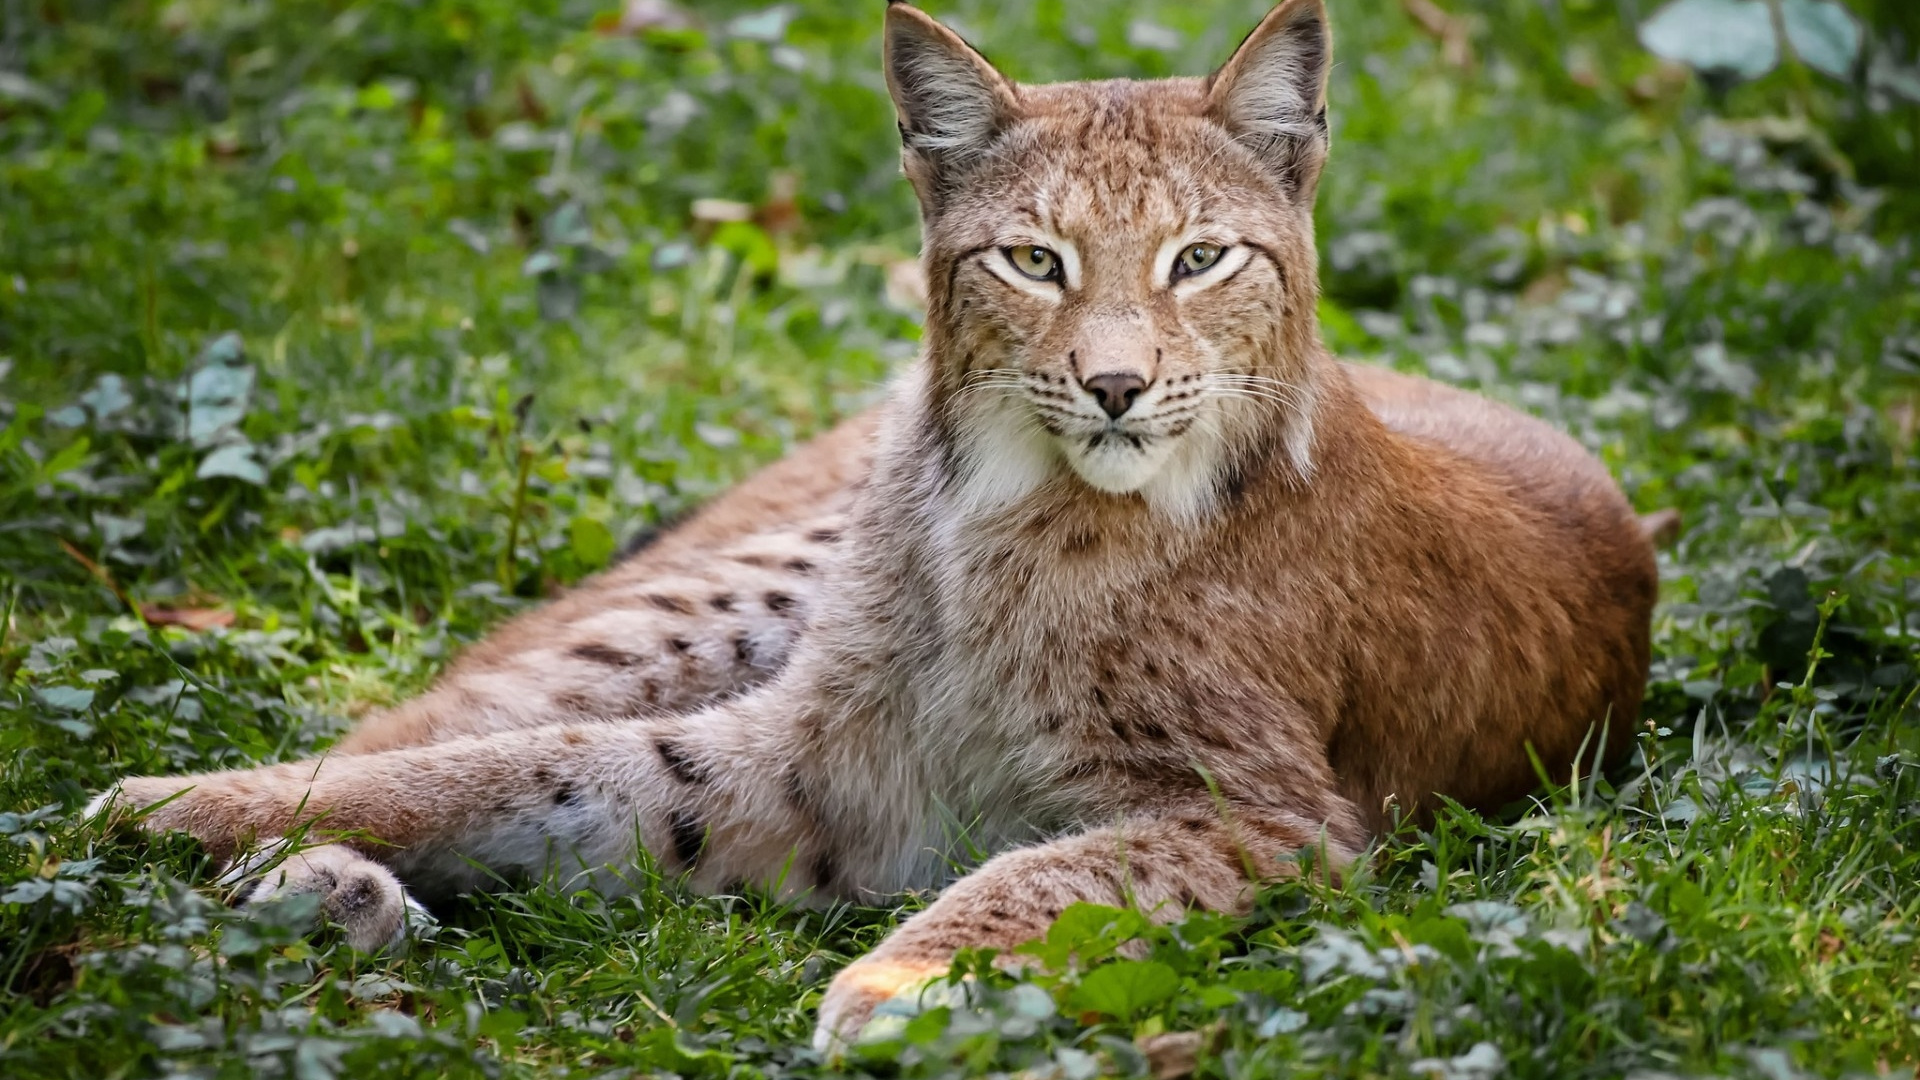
220;841;433;953
812;956;953;1055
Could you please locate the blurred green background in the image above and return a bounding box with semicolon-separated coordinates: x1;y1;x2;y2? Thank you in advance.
1;0;1917;1076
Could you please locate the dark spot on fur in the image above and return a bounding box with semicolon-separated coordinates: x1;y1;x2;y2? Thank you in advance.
764;591;795;613
807;528;842;544
784;559;814;574
553;692;596;714
334;875;377;915
709;593;736;612
668;637;693;654
668;810;706;869
569;643;637;667
1181;817;1209;834
811;849;838;892
783;768;824;826
646;594;695;615
533;766;553;785
656;739;712;785
1040;713;1064;733
1109;719;1130;744
732;634;755;665
1195;726;1236;750
1139;721;1169;740
615;512;685;562
553;784;580;807
1221;463;1251;505
1093;686;1110;709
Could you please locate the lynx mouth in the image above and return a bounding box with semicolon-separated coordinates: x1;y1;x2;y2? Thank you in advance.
1063;424;1179;495
1085;429;1150;452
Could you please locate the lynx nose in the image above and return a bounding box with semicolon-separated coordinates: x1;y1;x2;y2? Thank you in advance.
1082;373;1147;419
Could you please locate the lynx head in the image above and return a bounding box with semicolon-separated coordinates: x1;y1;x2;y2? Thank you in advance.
885;0;1333;524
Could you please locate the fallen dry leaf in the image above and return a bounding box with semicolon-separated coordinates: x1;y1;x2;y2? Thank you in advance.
615;0;693;34
691;198;753;224
141;605;235;632
1887;395;1916;467
755;172;802;238
1137;1027;1223;1080
1402;0;1473;69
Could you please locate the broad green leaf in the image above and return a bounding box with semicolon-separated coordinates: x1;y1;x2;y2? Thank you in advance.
727;6;793;43
186;333;253;447
35;685;95;711
1066;959;1179;1021
0;879;53;905
1639;0;1779;80
569;516;616;567
197;443;268;485
1780;0;1860;79
79;373;132;418
712;220;780;278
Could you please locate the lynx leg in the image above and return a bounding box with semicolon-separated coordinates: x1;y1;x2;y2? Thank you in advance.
813;804;1359;1051
337;515;848;754
92;689;844;903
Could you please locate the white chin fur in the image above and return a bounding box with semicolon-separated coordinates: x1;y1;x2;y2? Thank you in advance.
1065;422;1231;526
1062;437;1175;495
948;395;1234;527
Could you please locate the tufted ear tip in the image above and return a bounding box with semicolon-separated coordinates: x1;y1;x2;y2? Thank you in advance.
883;2;1019;196
1205;0;1333;200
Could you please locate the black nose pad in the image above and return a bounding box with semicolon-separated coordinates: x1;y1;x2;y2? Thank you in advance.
1082;373;1147;418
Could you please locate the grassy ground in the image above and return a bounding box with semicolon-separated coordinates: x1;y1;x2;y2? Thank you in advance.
3;0;1918;1076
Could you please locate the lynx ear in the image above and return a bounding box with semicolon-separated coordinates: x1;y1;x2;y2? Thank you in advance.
884;3;1019;201
1205;0;1332;201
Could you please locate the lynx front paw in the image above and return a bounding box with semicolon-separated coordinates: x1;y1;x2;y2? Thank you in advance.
812;955;950;1054
220;841;431;953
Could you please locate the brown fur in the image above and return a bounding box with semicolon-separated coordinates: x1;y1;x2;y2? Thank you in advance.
92;0;1657;1051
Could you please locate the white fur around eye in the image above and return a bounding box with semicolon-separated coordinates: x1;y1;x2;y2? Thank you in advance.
981;234;1079;297
1169;243;1251;297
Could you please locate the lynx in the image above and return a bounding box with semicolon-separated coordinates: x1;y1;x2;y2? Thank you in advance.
93;0;1661;1049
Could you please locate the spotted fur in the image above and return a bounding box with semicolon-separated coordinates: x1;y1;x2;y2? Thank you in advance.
91;0;1658;1052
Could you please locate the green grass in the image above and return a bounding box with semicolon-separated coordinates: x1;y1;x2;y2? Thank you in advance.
3;0;1918;1076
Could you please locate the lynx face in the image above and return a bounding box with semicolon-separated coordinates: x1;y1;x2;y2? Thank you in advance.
887;2;1334;522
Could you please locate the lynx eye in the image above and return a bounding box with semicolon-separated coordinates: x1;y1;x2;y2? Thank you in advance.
1005;245;1061;282
1174;242;1224;279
